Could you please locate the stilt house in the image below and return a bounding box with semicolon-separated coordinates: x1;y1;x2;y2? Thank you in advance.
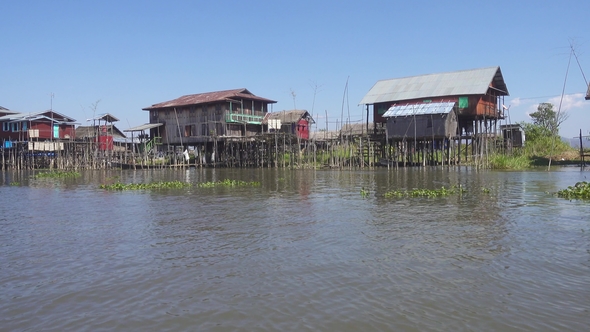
76;113;126;151
262;110;314;140
0;109;77;142
360;66;509;140
141;88;276;148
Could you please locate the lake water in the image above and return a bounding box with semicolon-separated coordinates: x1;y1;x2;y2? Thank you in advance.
1;167;589;331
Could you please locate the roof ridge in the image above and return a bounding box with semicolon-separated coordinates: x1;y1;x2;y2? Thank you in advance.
377;66;500;82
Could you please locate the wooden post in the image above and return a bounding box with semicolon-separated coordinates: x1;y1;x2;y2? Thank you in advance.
580;129;584;166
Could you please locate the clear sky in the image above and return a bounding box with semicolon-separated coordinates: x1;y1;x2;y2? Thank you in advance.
2;0;589;138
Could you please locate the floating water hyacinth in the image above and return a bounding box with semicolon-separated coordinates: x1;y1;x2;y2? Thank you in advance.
35;170;81;178
556;181;590;200
360;187;370;198
197;179;261;188
384;185;466;198
99;181;190;190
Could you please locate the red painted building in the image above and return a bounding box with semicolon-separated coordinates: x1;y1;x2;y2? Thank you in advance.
0;109;77;142
75;113;125;151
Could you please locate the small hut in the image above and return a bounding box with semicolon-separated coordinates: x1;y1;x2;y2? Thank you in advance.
500;124;525;148
78;113;125;151
383;102;458;141
263;110;315;140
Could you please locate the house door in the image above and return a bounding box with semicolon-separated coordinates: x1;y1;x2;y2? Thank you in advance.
53;125;59;138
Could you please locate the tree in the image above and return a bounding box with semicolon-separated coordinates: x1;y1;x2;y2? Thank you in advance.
528;102;568;136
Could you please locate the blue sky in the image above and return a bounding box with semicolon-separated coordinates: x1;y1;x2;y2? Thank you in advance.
2;0;589;138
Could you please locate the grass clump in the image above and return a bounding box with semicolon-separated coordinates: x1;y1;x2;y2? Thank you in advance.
556;181;590;200
488;153;531;169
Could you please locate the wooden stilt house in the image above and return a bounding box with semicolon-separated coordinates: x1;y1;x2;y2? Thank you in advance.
142;88;276;148
360;66;509;164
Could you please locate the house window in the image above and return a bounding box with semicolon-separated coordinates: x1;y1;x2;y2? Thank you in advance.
11;123;19;132
184;125;192;137
22;123;27;131
201;124;208;136
2;123;9;132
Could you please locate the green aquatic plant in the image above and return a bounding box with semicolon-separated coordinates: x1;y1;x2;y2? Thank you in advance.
384;185;466;199
556;181;590;200
100;181;191;190
197;179;261;188
360;187;370;198
9;181;20;186
383;190;405;198
35;170;81;178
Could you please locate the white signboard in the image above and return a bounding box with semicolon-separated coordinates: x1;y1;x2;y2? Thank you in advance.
268;119;282;131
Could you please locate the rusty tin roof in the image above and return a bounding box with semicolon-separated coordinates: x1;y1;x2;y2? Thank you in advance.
143;88;277;110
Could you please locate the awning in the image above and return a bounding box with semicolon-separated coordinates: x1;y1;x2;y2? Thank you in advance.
124;123;163;132
383;102;456;117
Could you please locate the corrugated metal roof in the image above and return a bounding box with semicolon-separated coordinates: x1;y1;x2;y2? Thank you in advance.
143;88;277;110
124;123;163;132
0;110;77;123
360;66;508;105
0;106;18;113
383;102;456;117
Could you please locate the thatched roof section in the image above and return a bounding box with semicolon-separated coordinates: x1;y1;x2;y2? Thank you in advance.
262;110;315;124
88;113;119;123
76;125;126;139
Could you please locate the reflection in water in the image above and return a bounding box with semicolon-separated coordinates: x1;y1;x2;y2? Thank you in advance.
1;167;589;331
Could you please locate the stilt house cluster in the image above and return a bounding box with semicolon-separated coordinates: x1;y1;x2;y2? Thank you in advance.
2;66;538;169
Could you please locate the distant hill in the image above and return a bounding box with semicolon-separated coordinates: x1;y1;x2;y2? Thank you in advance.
564;136;590;149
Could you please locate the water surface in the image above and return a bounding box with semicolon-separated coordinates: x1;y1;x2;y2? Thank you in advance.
1;167;589;331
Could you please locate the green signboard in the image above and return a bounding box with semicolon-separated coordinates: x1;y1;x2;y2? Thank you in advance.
459;97;468;108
